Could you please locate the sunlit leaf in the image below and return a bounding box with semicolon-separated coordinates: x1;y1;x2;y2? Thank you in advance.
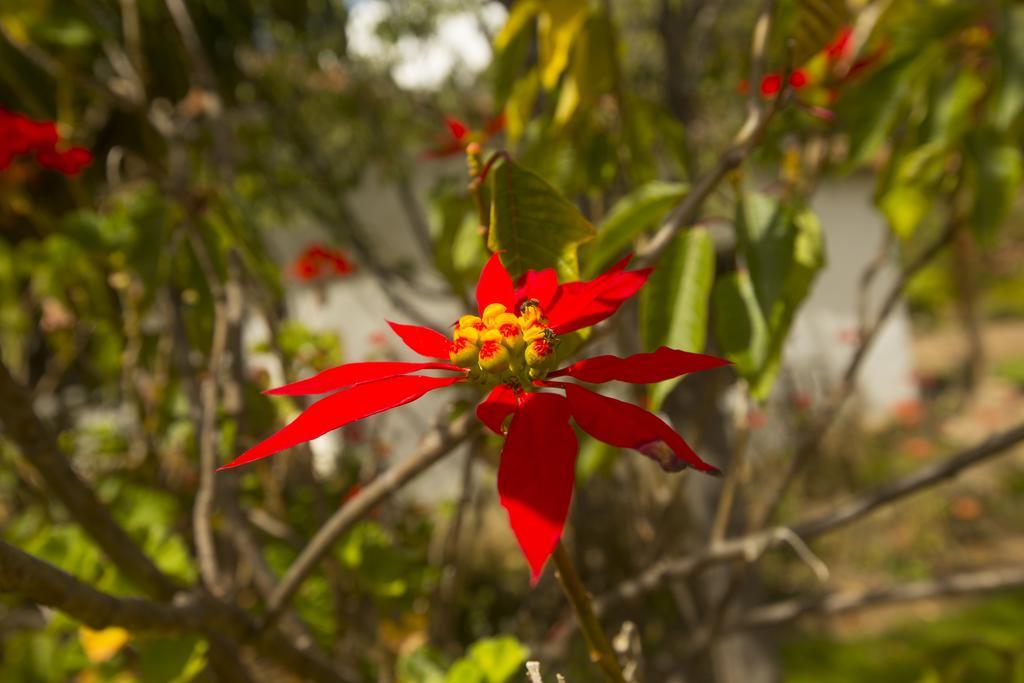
536;0;589;89
488;156;595;281
79;626;129;664
586;180;687;277
641;227;715;409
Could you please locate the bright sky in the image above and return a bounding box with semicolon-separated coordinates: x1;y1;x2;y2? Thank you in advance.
346;1;508;90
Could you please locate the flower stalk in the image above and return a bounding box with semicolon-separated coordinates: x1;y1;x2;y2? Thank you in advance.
552;541;628;683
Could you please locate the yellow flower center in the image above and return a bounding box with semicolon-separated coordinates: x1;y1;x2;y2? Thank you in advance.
449;299;557;387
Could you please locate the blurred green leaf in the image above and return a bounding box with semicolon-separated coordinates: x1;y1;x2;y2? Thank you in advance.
536;0;589;90
641;227;715;409
444;636;528;683
842;54;926;169
992;6;1024;129
488;156;596;281
586;180;687;277
964;128;1022;243
717;193;825;399
398;645;447;683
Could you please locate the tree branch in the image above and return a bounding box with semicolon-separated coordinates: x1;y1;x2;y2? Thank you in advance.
592;420;1024;614
736;565;1024;630
635;0;782;267
0;358;178;600
0;540;352;683
260;410;479;629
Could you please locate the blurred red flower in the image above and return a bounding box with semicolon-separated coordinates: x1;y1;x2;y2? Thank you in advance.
422;113;506;159
291;244;355;281
222;253;727;580
0;108;92;175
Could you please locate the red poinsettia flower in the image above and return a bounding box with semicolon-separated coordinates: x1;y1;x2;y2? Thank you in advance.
739;25;884;107
422;113;506;159
290;243;356;281
0;108;92;175
221;253;727;579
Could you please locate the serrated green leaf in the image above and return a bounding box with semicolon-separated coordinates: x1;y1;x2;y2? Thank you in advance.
488;156;595;281
586;181;687;277
641;227;715;409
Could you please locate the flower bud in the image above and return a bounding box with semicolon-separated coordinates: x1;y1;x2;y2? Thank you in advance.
449;336;478;368
494;312;524;353
525;336;556;378
477;329;510;374
481;303;508;328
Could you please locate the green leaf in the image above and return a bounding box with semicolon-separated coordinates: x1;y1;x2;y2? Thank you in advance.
494;0;540;52
991;5;1024;128
879;184;930;241
717;193;825;399
504;68;539;144
488;156;596;281
553;13;615;127
964;128;1023;243
444;637;528;683
713;269;768;382
398;645;447;683
842;54;925;170
576;437;618;481
640;227;715;409
929;70;985;145
536;0;589;90
586;181;687;277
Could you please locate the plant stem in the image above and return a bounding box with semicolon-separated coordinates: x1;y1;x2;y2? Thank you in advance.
552;541;628;683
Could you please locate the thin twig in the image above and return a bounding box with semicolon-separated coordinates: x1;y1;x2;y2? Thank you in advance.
0;358;178;600
736;564;1024;630
260;410;478;629
755;215;959;529
0;540;352;683
634;0;782;267
591;419;1024;615
552;542;627;683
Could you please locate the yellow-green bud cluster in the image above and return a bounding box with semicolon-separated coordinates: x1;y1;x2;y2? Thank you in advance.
450;301;558;387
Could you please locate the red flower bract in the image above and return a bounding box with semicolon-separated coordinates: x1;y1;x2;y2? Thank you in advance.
0;108;92;175
422;113;506;159
222;252;727;580
291;244;355;281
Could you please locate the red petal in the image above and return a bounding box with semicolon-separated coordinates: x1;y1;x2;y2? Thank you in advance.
219;375;461;469
476;252;516;315
476;383;519;435
484;112;506;136
515;268;559;311
546;261;651;334
266;361;465;396
498;392;577;582
825;26;853;61
387;321;452;360
444;115;470;141
760;73;783;96
561;383;719;474
551;347;730;384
